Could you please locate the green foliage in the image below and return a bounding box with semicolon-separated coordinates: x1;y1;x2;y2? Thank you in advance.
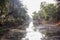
33;11;38;20
40;2;57;21
33;2;59;25
0;0;28;26
0;0;9;23
33;11;42;25
0;0;29;36
7;0;28;25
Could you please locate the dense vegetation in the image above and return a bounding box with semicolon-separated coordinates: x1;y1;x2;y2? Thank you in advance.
33;2;60;25
40;2;57;21
33;1;60;40
0;0;29;37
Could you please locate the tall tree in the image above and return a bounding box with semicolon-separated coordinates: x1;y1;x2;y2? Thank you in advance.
0;0;28;28
56;0;60;21
40;2;57;21
0;0;9;38
0;0;29;37
0;0;8;24
5;0;28;27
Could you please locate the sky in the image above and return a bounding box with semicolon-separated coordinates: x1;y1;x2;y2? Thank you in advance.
21;0;56;17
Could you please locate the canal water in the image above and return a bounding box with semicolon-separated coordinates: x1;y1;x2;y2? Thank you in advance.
22;16;45;40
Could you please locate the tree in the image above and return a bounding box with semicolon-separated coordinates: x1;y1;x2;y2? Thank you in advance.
33;2;59;25
33;11;42;26
0;0;9;37
56;0;60;21
0;0;29;37
33;11;38;20
0;0;29;28
0;0;9;24
5;0;28;27
40;2;57;21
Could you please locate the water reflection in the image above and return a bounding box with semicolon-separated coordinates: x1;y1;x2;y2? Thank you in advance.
22;17;45;40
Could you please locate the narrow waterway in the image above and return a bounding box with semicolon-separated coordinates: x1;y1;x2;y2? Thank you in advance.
21;0;56;40
22;15;45;40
